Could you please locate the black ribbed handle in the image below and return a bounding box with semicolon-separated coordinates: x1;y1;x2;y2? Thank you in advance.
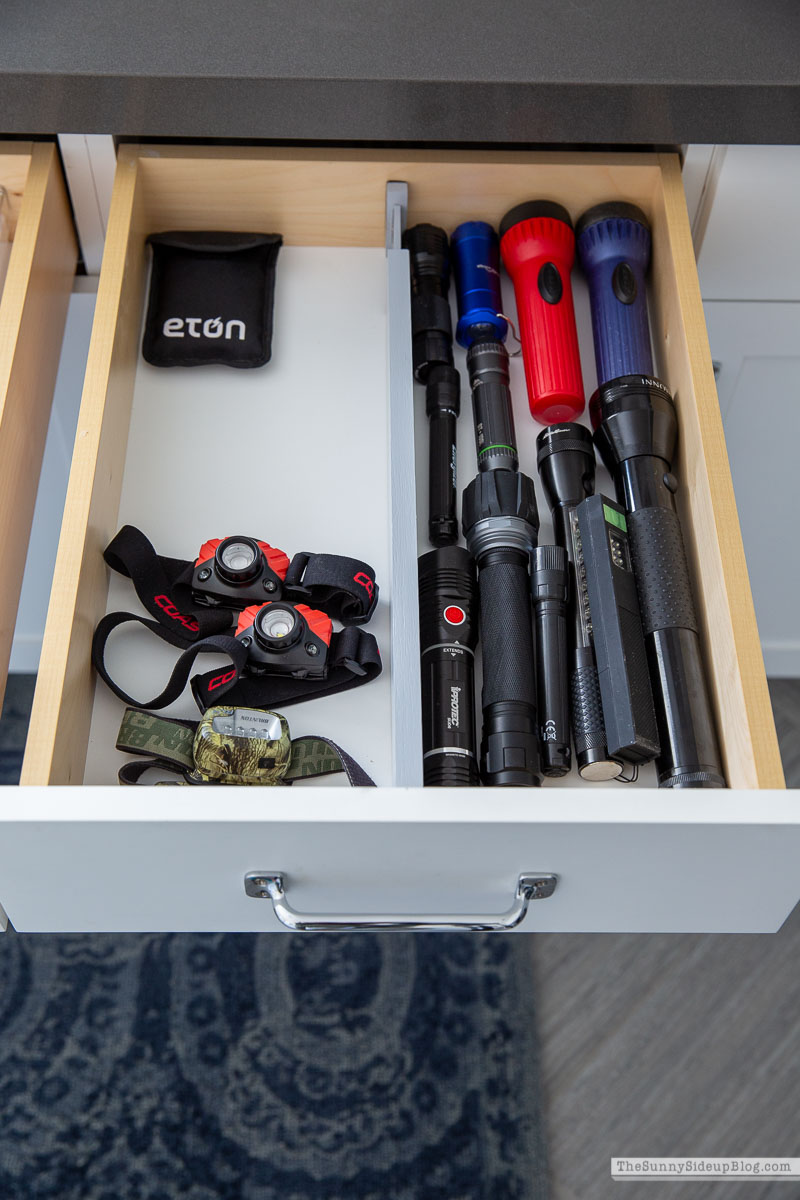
627;506;697;634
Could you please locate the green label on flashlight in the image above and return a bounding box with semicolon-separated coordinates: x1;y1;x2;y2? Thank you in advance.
603;503;627;532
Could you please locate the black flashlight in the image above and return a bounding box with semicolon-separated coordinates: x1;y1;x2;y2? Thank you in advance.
536;424;622;781
532;544;570;776
591;375;725;788
403;223;460;547
463;470;541;787
418;546;479;786
425;365;460;546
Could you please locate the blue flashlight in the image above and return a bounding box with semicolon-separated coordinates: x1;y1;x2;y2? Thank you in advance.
450;221;508;348
576;202;653;386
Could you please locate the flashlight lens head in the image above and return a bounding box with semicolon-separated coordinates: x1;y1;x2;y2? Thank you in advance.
536;423;596;514
575;201;650;242
591;374;677;472
254;604;301;649
499;200;573;241
215;536;261;584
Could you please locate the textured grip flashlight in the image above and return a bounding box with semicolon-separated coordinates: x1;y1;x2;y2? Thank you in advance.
499;201;584;425
576;202;654;386
419;546;479;786
451;221;508;347
462;470;541;787
591;375;725;788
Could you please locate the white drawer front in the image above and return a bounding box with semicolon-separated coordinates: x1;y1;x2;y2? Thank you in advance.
1;789;797;933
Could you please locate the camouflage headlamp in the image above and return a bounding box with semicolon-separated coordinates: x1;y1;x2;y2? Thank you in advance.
115;705;375;787
193;706;292;784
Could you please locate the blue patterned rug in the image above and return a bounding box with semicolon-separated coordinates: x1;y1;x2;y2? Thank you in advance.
0;931;547;1199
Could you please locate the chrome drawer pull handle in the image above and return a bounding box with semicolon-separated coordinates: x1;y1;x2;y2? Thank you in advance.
244;872;557;932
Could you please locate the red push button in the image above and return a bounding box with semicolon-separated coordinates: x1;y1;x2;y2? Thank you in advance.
444;605;466;625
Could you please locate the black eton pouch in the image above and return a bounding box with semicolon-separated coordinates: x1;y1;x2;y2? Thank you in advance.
142;232;282;368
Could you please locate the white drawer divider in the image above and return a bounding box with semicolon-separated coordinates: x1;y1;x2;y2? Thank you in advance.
386;181;422;786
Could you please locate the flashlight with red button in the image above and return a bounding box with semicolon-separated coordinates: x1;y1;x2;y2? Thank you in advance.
499;201;585;424
418;546;479;786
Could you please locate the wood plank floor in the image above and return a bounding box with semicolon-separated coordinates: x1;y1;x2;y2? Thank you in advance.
532;681;800;1200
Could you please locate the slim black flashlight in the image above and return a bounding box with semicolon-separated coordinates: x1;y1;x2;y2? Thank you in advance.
536;424;622;781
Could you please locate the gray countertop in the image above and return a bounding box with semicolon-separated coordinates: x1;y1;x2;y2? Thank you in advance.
2;0;798;143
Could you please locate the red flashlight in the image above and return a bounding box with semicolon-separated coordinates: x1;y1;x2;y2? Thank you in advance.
499;201;585;424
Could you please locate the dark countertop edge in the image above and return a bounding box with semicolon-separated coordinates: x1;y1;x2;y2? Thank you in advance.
0;76;797;145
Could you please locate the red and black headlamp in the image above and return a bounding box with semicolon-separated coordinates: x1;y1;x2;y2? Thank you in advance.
192;535;290;608
235;602;332;679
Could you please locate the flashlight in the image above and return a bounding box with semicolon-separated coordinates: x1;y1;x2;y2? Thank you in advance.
451;220;508;347
591;375;725;787
463;469;541;787
418;546;479;786
499;201;584;425
402;223;453;382
531;544;570;777
576;202;654;386
536;423;622;781
425;365;460;546
404;223;459;547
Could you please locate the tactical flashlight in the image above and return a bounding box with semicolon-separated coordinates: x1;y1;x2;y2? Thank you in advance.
418;546;479;787
536;423;622;781
576;202;654;386
404;223;460;546
531;544;570;777
499;201;584;424
425;365;460;546
402;223;454;382
463;470;541;787
591;375;725;787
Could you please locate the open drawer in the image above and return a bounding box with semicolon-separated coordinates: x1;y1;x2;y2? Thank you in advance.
2;145;796;934
0;142;76;706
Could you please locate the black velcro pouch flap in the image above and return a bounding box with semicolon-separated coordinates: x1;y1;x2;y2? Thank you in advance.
142;232;282;368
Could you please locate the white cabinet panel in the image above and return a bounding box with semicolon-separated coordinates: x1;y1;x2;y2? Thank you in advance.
697;147;800;301
704;300;800;675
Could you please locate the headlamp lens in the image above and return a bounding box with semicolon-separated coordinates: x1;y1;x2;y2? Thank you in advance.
215;536;261;583
221;540;256;572
254;604;301;649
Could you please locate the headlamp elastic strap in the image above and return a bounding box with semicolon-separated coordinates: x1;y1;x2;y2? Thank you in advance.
92;611;381;712
102;526;379;639
115;708;376;786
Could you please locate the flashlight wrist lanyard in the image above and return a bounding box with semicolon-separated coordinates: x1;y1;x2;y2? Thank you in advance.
115;708;376;787
102;525;379;641
92;611;381;713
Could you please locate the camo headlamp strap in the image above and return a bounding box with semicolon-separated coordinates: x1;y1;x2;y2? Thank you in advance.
115;708;376;787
